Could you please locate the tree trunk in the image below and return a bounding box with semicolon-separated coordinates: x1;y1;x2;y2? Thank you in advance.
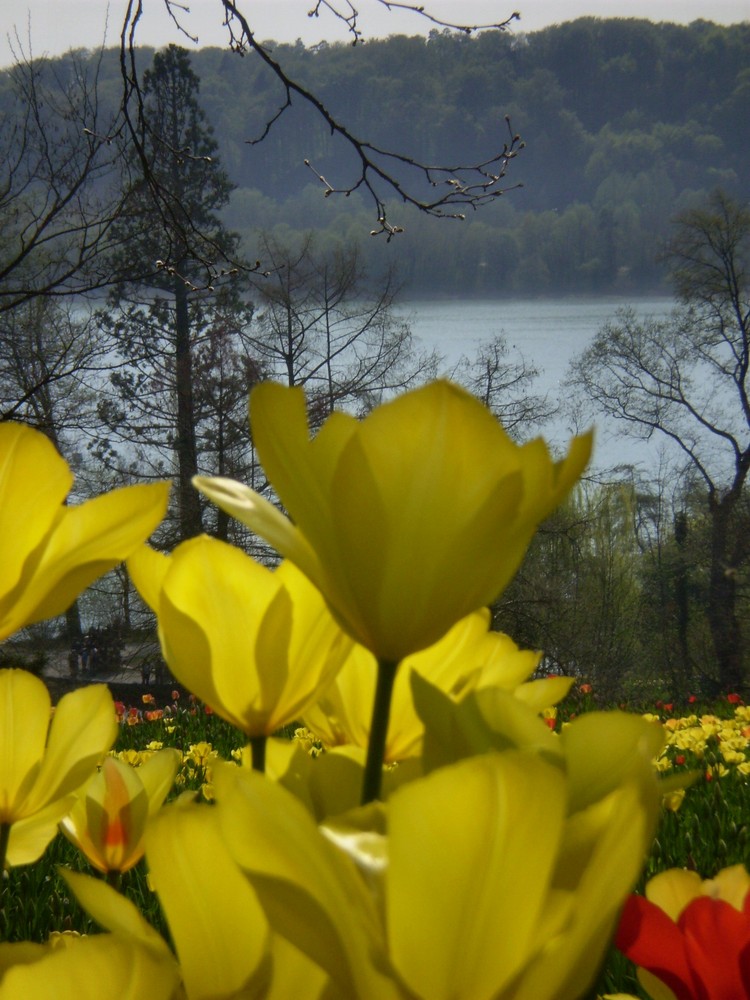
707;497;744;692
672;510;691;699
173;273;203;539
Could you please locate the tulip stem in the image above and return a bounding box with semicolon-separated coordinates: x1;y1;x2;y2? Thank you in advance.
0;823;9;875
361;658;399;805
106;869;122;892
250;736;267;773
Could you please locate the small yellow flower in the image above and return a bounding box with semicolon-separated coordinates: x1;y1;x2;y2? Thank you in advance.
185;743;216;768
662;788;686;812
60;751;180;875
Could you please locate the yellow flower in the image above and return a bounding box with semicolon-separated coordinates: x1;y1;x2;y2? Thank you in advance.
194;380;591;662
127;536;352;739
662;788;686;812
0;670;117;868
185;743;217;768
43;825;333;1000
0;923;180;1000
60;750;180;875
211;707;662;1000
145;798;271;998
303;609;566;763
0;422;169;642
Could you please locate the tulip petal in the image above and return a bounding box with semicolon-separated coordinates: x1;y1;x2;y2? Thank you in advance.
146;798;270;1000
616;894;694;997
62;869;171;953
0;424;71;603
125;544;170;614
26;684;117;813
637;969;681;1000
513;676;575;712
249;382;357;543
679;896;750;998
213;762;398;1000
387;751;566;1000
0;933;179;1000
646;868;704;922
6;794;78;866
192;475;324;589
0;670;50;822
6;482;169;634
704;864;750;913
518;778;660;1000
561;711;665;812
137;748;181;819
265;934;338;1000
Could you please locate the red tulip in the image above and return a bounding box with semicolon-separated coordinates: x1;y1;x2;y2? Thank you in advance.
616;865;750;1000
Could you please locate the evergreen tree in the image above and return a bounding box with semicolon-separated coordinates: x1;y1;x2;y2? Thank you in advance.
102;45;245;541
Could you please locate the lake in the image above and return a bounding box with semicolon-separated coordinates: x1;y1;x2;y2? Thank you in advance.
395;295;675;473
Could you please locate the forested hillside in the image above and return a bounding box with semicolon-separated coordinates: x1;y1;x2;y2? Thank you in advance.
1;17;747;295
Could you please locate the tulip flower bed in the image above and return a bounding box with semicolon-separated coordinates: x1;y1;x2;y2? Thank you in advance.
2;690;750;996
2;384;749;999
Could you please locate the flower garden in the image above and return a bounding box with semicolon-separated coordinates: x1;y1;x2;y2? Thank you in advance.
1;381;748;999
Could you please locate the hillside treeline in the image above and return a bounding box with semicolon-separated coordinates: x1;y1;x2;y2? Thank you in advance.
1;16;746;296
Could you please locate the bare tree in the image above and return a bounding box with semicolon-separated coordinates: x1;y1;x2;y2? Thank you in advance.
451;335;555;438
248;232;437;424
569;191;750;690
0;46;129;312
0;297;113;448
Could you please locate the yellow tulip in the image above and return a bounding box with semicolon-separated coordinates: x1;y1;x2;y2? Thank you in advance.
127;536;352;747
213;762;402;1000
33;820;340;1000
0;422;169;642
211;707;662;1000
0;928;180;1000
0;670;117;869
194;380;591;662
60;750;180;875
303;609;565;762
145;798;271;998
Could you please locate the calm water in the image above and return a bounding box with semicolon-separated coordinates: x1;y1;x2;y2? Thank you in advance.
395;296;675;472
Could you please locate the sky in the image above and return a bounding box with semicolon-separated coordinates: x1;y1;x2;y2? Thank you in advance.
1;0;747;69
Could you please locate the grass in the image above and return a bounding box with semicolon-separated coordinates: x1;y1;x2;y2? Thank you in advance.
3;689;750;998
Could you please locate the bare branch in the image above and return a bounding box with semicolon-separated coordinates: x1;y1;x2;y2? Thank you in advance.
306;0;520;45
119;0;524;243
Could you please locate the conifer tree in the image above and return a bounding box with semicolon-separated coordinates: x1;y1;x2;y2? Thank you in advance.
102;46;245;541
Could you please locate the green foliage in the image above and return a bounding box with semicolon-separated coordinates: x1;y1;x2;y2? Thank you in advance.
2;19;746;296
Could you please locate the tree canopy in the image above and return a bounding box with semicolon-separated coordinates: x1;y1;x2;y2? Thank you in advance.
1;17;746;297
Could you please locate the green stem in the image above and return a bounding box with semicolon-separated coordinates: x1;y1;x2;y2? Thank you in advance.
361;658;399;805
0;823;9;877
250;735;267;773
105;869;122;892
